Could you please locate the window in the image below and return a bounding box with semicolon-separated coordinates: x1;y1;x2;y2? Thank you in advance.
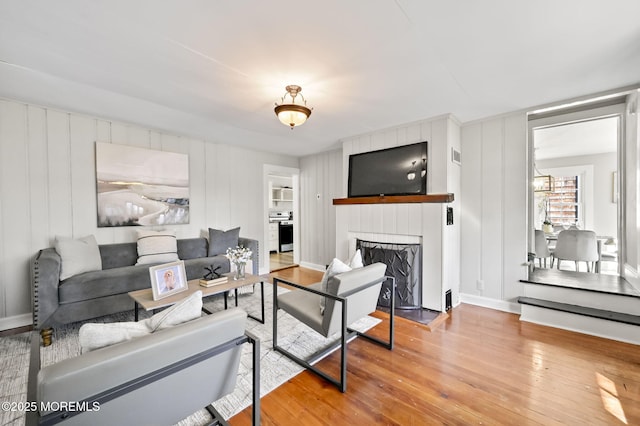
547;175;580;226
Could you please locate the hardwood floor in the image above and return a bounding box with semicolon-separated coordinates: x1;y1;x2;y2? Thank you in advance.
269;251;296;272
231;268;640;425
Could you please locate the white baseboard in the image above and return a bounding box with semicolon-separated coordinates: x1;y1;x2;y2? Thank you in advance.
298;261;326;272
0;313;32;331
459;293;521;314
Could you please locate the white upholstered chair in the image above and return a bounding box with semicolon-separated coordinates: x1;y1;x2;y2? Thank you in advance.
534;230;553;268
554;230;599;272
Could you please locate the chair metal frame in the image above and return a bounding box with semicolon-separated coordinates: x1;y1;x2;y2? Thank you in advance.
26;330;261;426
272;275;395;393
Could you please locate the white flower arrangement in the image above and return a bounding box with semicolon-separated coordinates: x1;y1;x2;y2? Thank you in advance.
225;246;252;265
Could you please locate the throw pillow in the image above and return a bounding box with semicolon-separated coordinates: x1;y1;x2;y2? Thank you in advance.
319;258;352;315
78;291;203;353
135;229;179;265
79;320;152;354
54;235;103;281
208;227;240;256
149;290;203;331
348;249;364;269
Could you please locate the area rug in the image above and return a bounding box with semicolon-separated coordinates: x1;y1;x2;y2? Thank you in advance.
0;282;380;426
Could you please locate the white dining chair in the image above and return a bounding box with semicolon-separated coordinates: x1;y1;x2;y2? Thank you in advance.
553;230;599;272
534;230;553;268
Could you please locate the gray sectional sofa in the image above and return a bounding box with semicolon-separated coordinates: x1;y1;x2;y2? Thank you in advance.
31;236;259;345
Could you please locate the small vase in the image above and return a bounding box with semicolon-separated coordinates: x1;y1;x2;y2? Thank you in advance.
234;262;246;280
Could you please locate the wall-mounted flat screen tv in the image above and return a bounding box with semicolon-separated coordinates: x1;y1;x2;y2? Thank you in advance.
348;141;428;198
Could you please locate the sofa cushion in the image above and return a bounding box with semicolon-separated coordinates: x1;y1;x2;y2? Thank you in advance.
99;242;138;269
136;229;179;265
55;235;103;280
177;238;208;260
183;256;230;282
208;227;240;256
59;264;154;304
59;257;231;305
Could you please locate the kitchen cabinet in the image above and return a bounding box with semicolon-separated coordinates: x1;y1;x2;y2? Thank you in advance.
269;222;279;253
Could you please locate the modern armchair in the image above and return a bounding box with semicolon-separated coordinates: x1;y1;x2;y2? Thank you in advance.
27;308;260;426
272;262;394;392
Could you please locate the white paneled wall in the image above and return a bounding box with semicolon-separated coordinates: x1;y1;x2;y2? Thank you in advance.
336;115;461;312
299;149;342;269
0;98;298;327
460;113;528;310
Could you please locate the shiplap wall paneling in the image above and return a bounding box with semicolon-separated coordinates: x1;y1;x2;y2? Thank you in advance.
185;138;206;240
69;115;99;239
27;106;51;255
46;109;73;239
502;114;528;301
460;124;483;295
94;122;117;245
0;97;300;327
422;204;443;311
0;101;30;317
428;119;448;194
481;119;504;300
207;143;231;231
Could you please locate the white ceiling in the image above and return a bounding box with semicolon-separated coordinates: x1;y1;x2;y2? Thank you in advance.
0;1;639;157
534;116;619;160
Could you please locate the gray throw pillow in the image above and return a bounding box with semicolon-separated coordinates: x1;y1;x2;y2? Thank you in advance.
208;227;240;256
54;235;103;281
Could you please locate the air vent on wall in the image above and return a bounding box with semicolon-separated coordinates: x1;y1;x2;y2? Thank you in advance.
451;148;461;165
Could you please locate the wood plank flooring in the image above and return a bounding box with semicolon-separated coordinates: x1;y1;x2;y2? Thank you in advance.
231;268;640;425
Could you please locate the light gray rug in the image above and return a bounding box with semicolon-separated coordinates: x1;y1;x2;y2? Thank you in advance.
0;282;380;426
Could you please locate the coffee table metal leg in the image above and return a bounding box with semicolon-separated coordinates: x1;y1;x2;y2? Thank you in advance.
134;301;139;322
234;289;239;306
224;292;228;310
246;281;265;324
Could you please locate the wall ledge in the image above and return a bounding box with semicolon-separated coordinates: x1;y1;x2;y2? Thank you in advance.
333;193;454;205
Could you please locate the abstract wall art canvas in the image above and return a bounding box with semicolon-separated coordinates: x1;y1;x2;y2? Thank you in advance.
95;142;189;227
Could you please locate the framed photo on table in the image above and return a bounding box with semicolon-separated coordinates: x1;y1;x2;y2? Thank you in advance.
149;260;188;301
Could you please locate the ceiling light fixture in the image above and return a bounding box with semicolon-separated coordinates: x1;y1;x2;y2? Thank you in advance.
274;85;312;129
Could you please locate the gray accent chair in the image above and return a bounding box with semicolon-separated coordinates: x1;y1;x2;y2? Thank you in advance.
272;262;394;392
26;308;260;426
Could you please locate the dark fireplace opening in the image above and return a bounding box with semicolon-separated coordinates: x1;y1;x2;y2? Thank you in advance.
356;239;422;309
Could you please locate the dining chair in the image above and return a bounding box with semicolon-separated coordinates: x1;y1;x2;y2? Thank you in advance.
534;230;553;268
553;230;599;272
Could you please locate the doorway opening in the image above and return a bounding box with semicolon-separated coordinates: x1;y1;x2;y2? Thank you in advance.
528;102;623;284
264;165;300;273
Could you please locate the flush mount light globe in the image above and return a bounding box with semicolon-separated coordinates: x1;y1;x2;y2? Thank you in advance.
274;85;312;129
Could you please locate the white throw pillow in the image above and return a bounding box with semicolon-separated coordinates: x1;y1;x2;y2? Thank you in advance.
149;290;203;331
54;235;102;281
79;320;152;354
78;291;203;353
319;258;352;315
136;229;179;265
348;249;364;269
